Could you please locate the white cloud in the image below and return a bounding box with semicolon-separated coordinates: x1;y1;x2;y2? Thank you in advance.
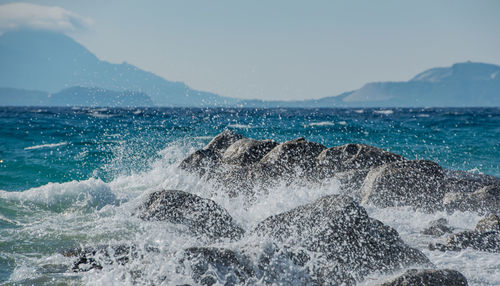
0;2;92;33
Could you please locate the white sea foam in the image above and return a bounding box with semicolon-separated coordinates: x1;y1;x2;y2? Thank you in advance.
2;142;499;285
227;123;252;129
305;121;335;127
24;142;68;150
374;109;394;115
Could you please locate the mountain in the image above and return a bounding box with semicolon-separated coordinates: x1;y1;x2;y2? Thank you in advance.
322;62;500;107
0;30;499;107
0;86;153;107
0;30;237;107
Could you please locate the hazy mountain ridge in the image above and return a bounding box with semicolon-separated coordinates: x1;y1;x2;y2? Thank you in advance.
0;30;499;107
0;86;154;107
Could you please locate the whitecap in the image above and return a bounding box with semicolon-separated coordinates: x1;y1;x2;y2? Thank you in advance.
24;142;68;150
227;123;252;129
305;121;335;127
374;109;394;115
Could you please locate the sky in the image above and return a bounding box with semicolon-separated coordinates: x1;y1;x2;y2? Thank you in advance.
0;1;499;101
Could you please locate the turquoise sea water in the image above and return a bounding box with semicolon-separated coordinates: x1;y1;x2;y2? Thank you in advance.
0;107;499;284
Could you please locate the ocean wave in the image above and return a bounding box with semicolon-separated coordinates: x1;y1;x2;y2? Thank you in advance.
305;121;335;127
374;109;394;115
227;123;253;129
24;142;68;150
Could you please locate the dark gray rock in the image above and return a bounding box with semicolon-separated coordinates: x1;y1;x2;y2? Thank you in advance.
253;138;326;181
139;190;244;241
180;247;256;286
317;143;403;176
421;218;454;237
475;213;500;232
443;184;499;214
179;148;220;176
430;214;500;253
360;160;446;211
205;130;245;154
253;194;431;283
222;138;278;166
378;269;468;286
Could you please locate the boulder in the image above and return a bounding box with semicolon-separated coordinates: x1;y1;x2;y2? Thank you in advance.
179;148;220;176
253;138;326;181
421;218;454;237
222;138;278;166
205;130;244;154
378;269;468;286
360;160;446;211
443;184;499;214
253;194;431;284
179;247;256;286
179;130;244;175
429;214;500;253
317;143;403;176
138;190;244;241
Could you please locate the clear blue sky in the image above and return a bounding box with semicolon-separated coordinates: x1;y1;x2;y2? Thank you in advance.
1;0;499;100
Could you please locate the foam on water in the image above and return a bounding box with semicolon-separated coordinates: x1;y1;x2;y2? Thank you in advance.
1;141;498;285
24;142;68;150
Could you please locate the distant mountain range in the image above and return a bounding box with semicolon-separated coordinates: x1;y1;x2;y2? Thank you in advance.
0;30;499;107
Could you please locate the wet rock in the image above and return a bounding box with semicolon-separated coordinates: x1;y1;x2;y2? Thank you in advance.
179;130;244;175
360;160;446;211
179;148;220;176
253;194;431;283
139;190;244;240
253;138;326;181
378;269;468;286
65;244;157;272
443;184;499;214
205;130;245;154
475;213;500;232
429;214;500;253
222;138;278;166
180;247;256;286
421;218;454;237
317;143;403;176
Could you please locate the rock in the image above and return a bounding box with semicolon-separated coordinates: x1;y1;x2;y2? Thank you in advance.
475;213;500;232
179;148;220;176
253;194;431;284
64;244;158;272
360;160;446;211
421;218;454;237
179;130;244;175
222;138;278;166
254;138;326;181
139;190;244;241
378;269;468;286
205;130;244;154
317;143;403;176
443;184;499;214
180;247;256;286
429;214;500;253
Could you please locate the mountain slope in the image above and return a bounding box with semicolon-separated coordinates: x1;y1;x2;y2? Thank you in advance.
0;30;237;107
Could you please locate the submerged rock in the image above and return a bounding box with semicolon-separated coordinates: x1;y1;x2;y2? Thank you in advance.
139;190;244;240
253;194;431;284
360;160;446;211
378;269;468;286
429;214;500;253
421;218;454;237
180;247;256;286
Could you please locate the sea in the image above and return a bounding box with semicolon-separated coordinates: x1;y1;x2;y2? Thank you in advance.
0;106;498;285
